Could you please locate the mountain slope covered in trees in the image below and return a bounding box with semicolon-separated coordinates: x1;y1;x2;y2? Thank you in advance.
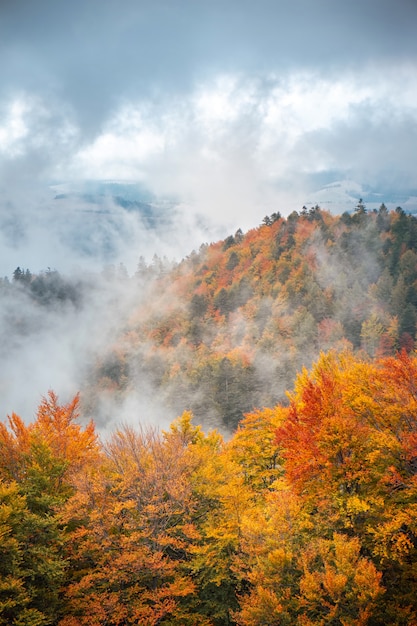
86;203;417;431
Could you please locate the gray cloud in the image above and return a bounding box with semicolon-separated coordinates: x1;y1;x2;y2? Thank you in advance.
1;64;416;271
2;0;416;184
1;0;417;428
1;0;416;137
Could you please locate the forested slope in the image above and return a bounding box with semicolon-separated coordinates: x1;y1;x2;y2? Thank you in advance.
87;203;417;431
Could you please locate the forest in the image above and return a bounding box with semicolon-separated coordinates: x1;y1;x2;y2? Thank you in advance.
87;202;417;432
1;202;417;624
1;350;417;624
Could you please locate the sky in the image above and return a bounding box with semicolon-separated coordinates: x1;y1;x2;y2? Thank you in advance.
1;0;417;275
1;0;417;427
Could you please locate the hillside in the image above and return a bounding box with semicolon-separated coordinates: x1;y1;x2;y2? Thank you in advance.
1;202;417;624
85;203;417;431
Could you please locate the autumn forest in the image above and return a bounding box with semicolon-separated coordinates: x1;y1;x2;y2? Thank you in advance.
2;203;417;624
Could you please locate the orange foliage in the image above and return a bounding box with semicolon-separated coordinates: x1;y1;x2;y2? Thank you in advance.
0;391;99;485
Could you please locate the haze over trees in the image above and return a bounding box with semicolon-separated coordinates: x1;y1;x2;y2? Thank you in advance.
1;202;417;624
84;203;417;431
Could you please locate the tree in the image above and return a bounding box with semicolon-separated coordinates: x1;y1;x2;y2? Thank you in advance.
223;235;236;251
12;267;24;282
360;313;384;357
226;251;240;272
269;350;417;622
190;443;252;625
0;393;100;625
353;199;367;223
0;480;58;626
227;407;284;492
59;415;212;625
399;303;416;341
295;534;383;625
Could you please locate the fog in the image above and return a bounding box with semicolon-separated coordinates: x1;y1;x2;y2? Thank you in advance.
1;0;416;431
0;203;232;433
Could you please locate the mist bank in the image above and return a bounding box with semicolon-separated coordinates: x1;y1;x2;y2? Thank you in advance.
0;266;148;425
0;181;233;430
1;201;417;436
0;181;230;278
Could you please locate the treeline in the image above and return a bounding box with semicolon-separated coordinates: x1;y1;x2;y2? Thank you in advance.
0;266;83;309
87;203;417;430
1;255;176;311
1;349;417;624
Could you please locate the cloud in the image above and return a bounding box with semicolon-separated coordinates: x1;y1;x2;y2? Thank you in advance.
57;68;417;228
1;62;416;273
1;1;416;218
1;0;416;137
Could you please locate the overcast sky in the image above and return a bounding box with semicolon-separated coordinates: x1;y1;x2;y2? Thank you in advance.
1;0;417;271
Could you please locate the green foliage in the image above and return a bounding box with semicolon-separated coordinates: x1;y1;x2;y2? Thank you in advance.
223;235;236;251
226;250;240;271
0;479;65;625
